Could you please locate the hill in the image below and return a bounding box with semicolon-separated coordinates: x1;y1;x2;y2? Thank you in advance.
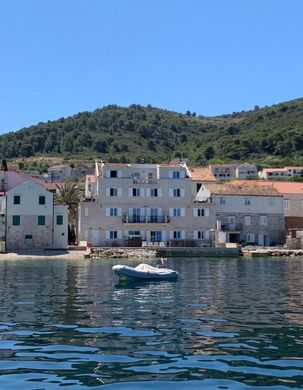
1;99;303;167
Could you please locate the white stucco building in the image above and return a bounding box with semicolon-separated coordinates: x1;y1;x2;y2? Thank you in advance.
0;171;68;251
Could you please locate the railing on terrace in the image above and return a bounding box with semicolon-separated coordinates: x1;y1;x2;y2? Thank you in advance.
122;215;170;224
221;223;242;232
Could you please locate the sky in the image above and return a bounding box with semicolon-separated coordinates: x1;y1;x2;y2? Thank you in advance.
0;0;302;134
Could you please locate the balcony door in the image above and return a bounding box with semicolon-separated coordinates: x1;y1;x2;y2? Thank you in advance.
228;216;236;231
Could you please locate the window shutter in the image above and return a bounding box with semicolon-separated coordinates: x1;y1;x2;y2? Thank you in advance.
106;231;110;240
117;170;122;178
84;207;89;217
193;208;198;217
117;231;122;239
205;208;209;217
181;208;185;217
106;208;110;217
181;188;185;197
105;170;110;178
158;188;162;197
181;231;186;239
169;231;174;239
146;188;150;197
118;188;122;197
204;230;210;240
180;171;185;178
193;231;198;239
169;188;174;197
140;188;145;197
169;208;174;217
117;208;122;217
129;188;133;197
168;171;173;179
106;188;110;196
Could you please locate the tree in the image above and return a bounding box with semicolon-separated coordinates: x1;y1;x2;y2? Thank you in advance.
204;146;215;160
55;182;82;243
93;138;108;153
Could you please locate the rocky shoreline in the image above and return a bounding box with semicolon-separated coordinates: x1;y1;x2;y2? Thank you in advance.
88;247;158;259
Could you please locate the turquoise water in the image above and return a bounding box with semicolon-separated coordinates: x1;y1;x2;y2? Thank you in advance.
0;257;303;389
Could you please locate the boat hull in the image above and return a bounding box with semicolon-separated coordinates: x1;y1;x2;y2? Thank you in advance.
112;263;179;281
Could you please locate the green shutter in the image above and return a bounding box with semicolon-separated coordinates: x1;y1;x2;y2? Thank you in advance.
12;215;20;225
56;215;63;225
38;215;45;225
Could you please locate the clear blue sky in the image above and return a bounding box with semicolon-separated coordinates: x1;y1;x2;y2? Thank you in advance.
0;0;302;134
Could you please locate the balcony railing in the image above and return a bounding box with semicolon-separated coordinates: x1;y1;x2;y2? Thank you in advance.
122;215;170;224
221;223;242;232
132;178;156;184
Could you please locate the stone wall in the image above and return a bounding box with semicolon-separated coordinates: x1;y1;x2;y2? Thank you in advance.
6;215;53;250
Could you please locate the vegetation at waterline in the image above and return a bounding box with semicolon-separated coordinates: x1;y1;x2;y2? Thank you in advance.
1;98;303;166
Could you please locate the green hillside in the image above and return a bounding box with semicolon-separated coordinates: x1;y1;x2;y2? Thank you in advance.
1;99;303;166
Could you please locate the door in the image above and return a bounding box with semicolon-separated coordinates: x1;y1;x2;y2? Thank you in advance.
228;216;236;231
150;208;158;223
91;230;99;246
258;234;268;246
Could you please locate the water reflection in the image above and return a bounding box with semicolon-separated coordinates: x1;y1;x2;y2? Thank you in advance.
0;257;302;388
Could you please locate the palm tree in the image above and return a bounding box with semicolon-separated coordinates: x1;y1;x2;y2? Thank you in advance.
55;181;82;243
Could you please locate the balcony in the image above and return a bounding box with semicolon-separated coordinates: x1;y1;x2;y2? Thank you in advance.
221;223;242;232
132;178;156;184
122;215;170;224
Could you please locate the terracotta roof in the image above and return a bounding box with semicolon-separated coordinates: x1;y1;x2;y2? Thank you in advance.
190;167;216;181
262;168;287;173
233;180;303;195
209;164;237;169
204;182;281;197
284;166;303;170
44;182;65;190
86;174;96;183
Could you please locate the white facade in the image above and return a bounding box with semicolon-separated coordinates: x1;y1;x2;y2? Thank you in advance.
79;162;213;247
235;163;258;179
53;205;68;248
47;165;72;182
2;179;68;251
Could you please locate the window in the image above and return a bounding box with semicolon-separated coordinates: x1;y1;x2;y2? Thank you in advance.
173;231;181;239
173;208;181;217
38;215;45;225
246;233;255;243
56;215;63;225
283;199;289;209
25;235;32;239
110;188;118;197
110;208;118;216
12;215;20;226
173;171;180;179
128;231;140;236
110;231;118;239
197;209;205;217
14;195;20;205
110;170;117;178
173;188;181;197
84;207;89;217
132;188;141;197
197;231;205;239
39;196;46;205
219;197;226;205
244;216;251;226
150;188;158;197
260;215;267;225
244;198;251;205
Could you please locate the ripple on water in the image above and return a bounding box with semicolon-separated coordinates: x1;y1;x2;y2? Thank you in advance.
0;257;302;388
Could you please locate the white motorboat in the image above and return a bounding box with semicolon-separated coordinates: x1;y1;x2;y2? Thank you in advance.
112;263;179;281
